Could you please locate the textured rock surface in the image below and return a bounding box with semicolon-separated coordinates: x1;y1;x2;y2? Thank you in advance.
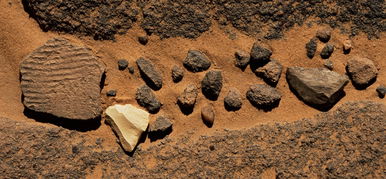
171;65;184;83
1;101;385;178
320;44;334;59
201;104;215;127
234;50;250;70
316;28;332;42
20;38;105;120
376;86;386;98
201;70;223;100
136;57;163;90
22;0;137;40
105;104;149;152
255;60;283;86
246;84;282;110
149;116;173;133
183;50;211;72
224;88;242;111
346;57;378;89
250;42;272;64
23;0;385;39
118;59;128;70
305;38;317;59
177;84;198;114
286;67;349;109
135;85;161;113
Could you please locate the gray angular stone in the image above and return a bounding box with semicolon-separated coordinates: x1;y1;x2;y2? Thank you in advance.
201;70;223;100
224;88;242;111
136;57;163;90
255;59;283;86
183;50;211;72
246;84;282;110
135;85;161;113
286;67;349;109
346;57;378;89
149;116;173;133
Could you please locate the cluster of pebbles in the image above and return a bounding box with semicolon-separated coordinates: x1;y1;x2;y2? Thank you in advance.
19;32;383;152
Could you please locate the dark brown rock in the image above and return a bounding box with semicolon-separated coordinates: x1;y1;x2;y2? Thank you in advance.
246;84;282;110
183;50;211;72
224;88;242;111
346;57;378;89
135;85;161;113
305;38;317;59
376;86;386;98
20;38;105;120
136;57;163;90
201;70;223;101
320;44;334;59
149;116;173;133
255;60;283;86
201;104;215;127
177;84;198;114
118;59;128;70
316;28;331;43
250;42;272;64
171;65;184;83
234;50;250;70
106;90;117;97
138;36;148;45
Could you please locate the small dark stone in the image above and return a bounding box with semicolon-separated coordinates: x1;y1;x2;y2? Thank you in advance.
106;90;117;97
250;42;272;64
209;145;215;151
201;104;215;127
138;36;148;45
177;84;198;115
183;50;211;72
324;60;334;70
224;88;242;111
246;84;282;110
320;44;334;59
135;85;161;113
136;57;163;90
305;38;317;59
149;116;173;133
316;28;332;43
376;86;386;98
201;70;223;101
235;50;250;70
171;65;184;83
118;59;129;71
72;145;80;154
128;66;135;74
255;60;283;86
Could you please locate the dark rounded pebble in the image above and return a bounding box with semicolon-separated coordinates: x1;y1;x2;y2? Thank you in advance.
106;90;117;97
235;50;250;70
316;28;331;43
376;86;386;98
305;38;317;59
128;66;135;74
246;84;282;110
320;44;334;59
118;59;129;70
138;36;148;45
224;88;242;111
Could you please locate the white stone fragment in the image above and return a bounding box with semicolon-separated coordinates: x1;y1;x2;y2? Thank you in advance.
105;104;149;152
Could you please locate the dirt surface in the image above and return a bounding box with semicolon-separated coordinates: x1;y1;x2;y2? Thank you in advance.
1;101;384;178
0;0;385;178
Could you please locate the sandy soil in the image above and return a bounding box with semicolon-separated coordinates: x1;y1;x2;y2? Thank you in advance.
0;0;385;150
